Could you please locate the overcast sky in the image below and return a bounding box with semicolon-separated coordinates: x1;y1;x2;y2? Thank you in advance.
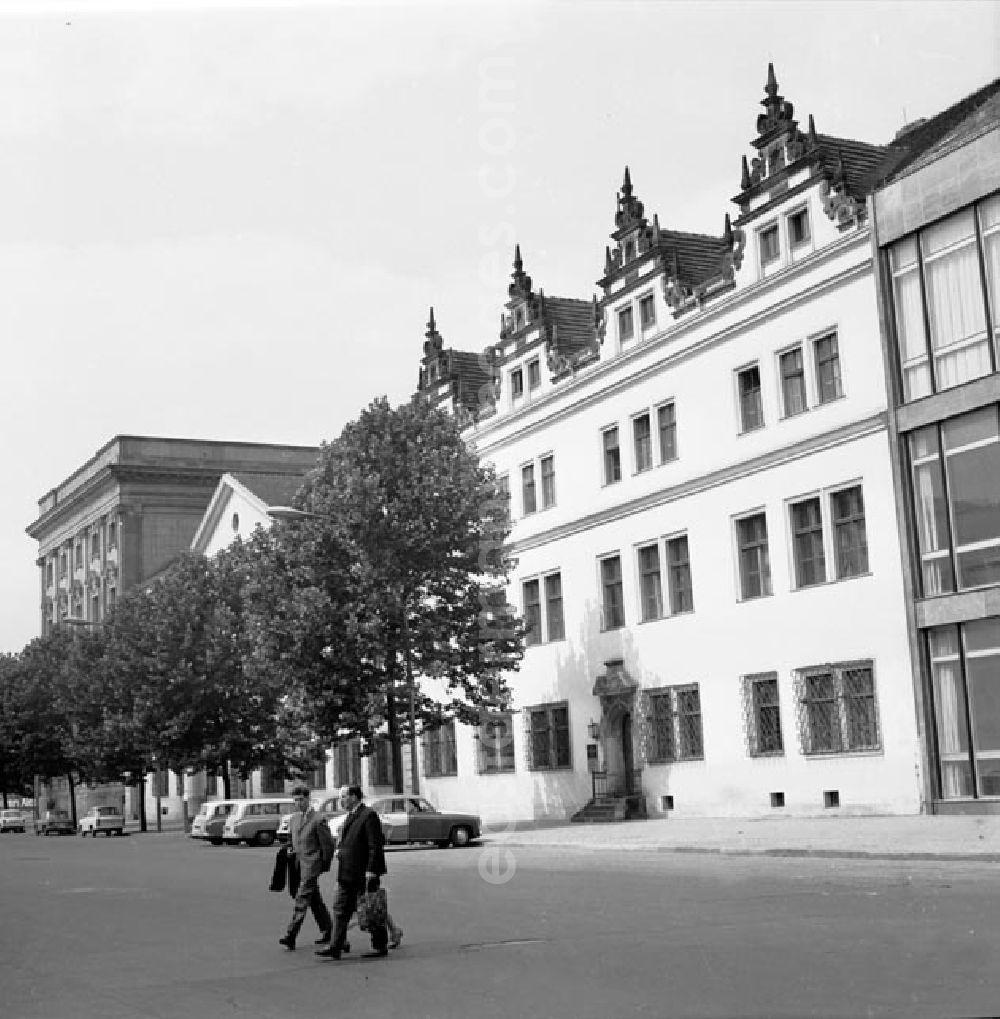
1;0;998;653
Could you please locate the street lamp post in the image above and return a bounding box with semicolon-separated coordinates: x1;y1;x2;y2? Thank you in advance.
267;505;421;795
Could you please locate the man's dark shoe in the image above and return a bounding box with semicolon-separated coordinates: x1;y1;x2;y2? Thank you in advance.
314;929;332;945
361;948;389;958
279;935;296;951
314;946;341;960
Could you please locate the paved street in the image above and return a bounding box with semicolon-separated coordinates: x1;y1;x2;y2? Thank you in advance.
1;831;999;1019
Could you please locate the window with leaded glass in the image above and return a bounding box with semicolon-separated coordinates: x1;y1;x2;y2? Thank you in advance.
831;485;868;578
791;496;825;587
665;534;693;613
743;672;783;756
737;364;764;432
422;720;457;777
601;554;625;629
603;426;622;484
544;572;565;641
795;661;880;755
633;413;652;472
527;703;571;770
646;685;703;762
658;401;677;462
779;346;807;417
521;463;536;515
813;332;843;404
478;713;516;774
638;544;663;622
737;512;771;599
522;579;541;646
540;455;556;508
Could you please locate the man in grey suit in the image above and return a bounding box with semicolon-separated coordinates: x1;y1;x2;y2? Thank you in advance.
315;784;388;960
279;784;334;951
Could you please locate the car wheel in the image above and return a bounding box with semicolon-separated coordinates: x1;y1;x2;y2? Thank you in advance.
209;837;223;846
436;839;450;849
255;830;276;848
450;826;472;848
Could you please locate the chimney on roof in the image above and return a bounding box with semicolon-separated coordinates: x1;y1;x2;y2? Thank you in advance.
894;116;928;141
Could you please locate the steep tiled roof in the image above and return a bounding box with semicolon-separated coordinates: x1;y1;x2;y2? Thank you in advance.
545;295;597;358
872;76;1000;187
660;228;729;290
230;471;308;508
815;134;887;198
445;349;493;413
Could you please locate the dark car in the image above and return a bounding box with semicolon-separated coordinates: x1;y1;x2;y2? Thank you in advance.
370;796;481;848
37;809;75;836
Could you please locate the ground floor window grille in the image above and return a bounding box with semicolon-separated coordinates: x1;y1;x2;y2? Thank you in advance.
422;720;458;777
478;712;516;774
525;702;571;770
742;672;784;756
333;740;362;788
205;772;218;797
370;738;393;787
261;766;284;795
795;661;880;754
645;685;703;762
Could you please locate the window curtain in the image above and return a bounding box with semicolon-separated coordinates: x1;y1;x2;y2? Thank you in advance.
980;196;1000;364
914;461;950;595
922;210;990;390
932;658;970;798
891;238;932;400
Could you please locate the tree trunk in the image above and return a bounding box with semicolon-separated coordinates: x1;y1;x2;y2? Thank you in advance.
139;776;147;833
66;772;77;828
222;761;232;799
386;682;403;795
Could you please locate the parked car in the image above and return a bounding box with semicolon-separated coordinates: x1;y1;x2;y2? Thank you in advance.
78;806;125;837
370;796;481;848
37;809;75;836
0;808;26;833
189;800;239;846
221;798;295;847
276;795;353;846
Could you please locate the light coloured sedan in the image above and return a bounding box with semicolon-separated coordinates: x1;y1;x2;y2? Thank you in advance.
0;808;25;833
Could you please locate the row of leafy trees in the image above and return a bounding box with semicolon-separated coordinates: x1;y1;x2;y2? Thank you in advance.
0;397;525;821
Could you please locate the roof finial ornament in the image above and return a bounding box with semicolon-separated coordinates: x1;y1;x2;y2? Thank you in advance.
741;155;751;190
508;243;533;299
514;243;523;273
622;165;633;198
766;61;779;99
807;113;818;146
423;305;443;358
723;213;733;246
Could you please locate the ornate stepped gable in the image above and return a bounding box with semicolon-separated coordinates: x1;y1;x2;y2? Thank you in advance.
733;62;886;231
597;166;738;318
417;307;495;423
497;245;601;382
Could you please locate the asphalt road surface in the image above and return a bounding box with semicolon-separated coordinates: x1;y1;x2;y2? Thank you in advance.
1;830;998;1018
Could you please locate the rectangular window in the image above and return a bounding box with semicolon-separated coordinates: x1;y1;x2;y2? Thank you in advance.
646;685;703;762
311;760;328;791
107;521;117;550
737;364;764;432
890;237;932;400
540;455;556;508
74;544;82;568
737;512;771;599
909;425;955;596
422;720;458;778
521;463;536;515
813;333;843;404
478;713;516;774
831;485;869;578
261;766;284;795
523;579;541;646
497;474;510;526
743;673;784;756
639;294;656;331
90;533;100;559
791;496;826;587
544;572;565;641
603;426;622;484
527;358;541;391
633;413;652;472
942;405;1000;590
658;401;677;462
788;208;811;249
779;346;807;417
601;555;625;630
155;768;169;798
205;772;218;797
333;740;362;788
759;224;780;268
666;534;694;613
638;544;663;622
527;703;571;770
511;367;524;400
618;306;635;345
796;661;880;755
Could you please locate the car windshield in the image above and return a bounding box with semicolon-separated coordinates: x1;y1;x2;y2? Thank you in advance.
49;811;69;819
1;810;18;817
96;807;119;815
407;798;437;813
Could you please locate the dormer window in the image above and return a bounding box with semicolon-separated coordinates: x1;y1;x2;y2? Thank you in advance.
768;146;785;176
624;239;636;263
639;294;656;333
515;307;525;329
618;306;635;349
527;358;541;392
510;367;524;402
427;361;437;383
788;207;811;251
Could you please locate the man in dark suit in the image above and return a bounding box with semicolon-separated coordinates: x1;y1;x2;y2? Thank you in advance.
315;784;388;960
278;784;334;951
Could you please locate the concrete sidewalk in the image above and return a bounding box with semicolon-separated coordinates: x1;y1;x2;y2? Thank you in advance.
481;814;1000;862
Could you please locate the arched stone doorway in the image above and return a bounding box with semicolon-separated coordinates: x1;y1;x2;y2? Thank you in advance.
593;659;640;798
